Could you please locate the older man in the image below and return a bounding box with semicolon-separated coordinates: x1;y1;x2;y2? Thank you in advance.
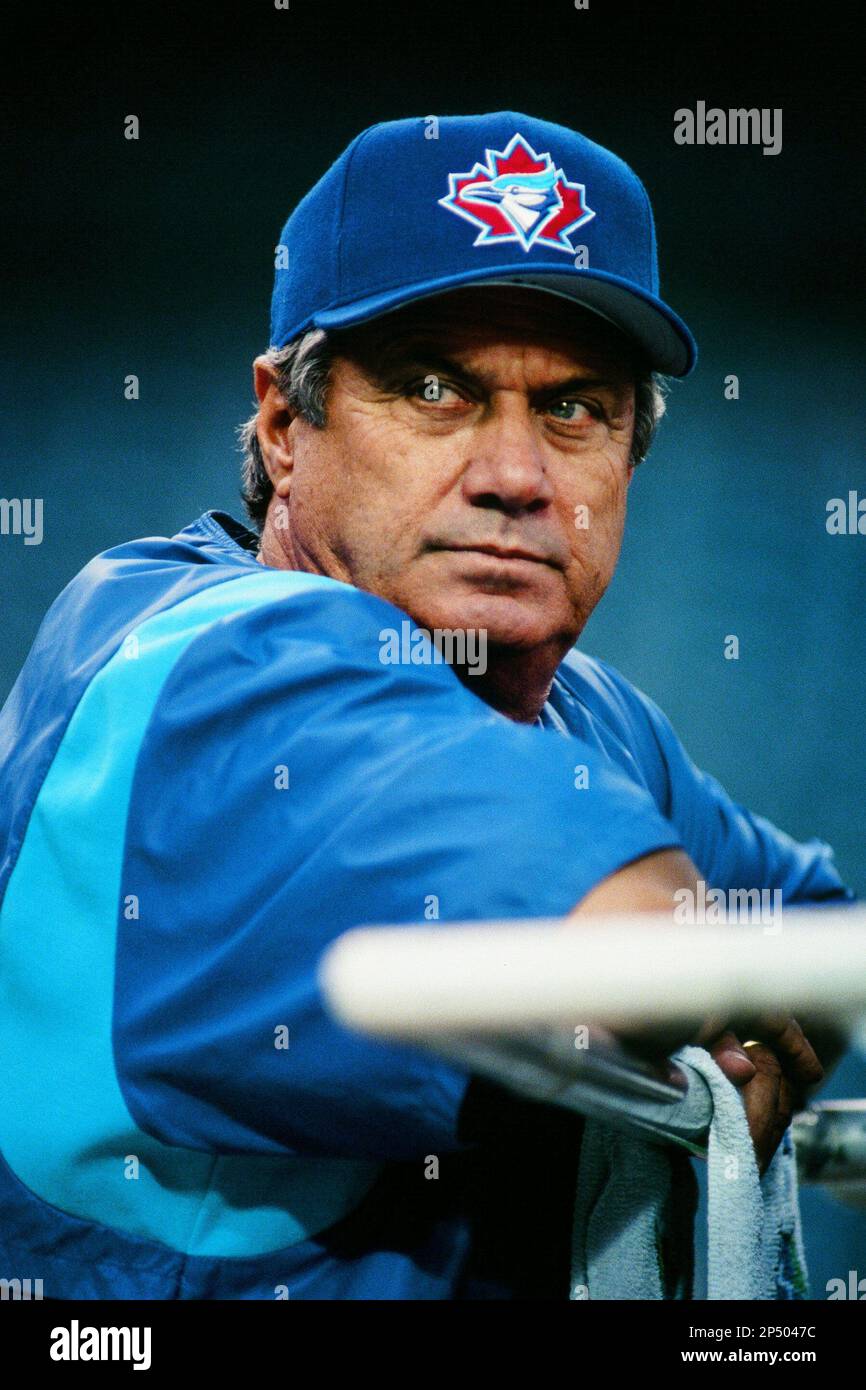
0;113;849;1300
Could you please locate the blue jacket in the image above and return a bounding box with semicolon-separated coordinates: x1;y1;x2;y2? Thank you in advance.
0;511;851;1298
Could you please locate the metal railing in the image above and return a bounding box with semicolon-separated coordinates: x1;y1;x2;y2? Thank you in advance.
320;907;866;1195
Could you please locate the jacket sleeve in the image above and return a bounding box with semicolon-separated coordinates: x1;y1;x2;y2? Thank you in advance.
112;583;683;1162
599;662;854;905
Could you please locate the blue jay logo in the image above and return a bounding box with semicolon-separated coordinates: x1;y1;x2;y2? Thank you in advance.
439;133;595;254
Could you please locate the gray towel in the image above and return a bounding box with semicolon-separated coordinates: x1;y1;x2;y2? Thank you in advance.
570;1044;808;1299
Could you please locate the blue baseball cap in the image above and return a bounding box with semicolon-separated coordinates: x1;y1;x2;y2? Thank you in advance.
270;112;697;376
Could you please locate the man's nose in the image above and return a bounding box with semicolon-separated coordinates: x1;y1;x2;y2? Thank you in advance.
460;403;554;514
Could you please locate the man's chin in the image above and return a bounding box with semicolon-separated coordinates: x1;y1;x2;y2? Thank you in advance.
402;591;566;652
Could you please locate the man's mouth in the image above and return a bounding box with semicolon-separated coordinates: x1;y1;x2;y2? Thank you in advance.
435;542;557;567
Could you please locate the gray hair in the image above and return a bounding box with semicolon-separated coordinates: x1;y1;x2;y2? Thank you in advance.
238;329;668;531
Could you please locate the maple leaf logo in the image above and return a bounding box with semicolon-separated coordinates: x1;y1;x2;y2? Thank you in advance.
439;133;595;254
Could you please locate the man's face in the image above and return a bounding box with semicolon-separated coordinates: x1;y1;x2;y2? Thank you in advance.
268;287;638;657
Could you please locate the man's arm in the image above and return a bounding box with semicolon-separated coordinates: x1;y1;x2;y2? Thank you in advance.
575;845;699;914
562;655;853;1079
112;582;687;1164
557;651;852;911
627;681;853;1085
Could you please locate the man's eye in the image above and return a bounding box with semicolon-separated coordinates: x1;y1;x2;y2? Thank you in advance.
546;399;596;422
407;377;464;405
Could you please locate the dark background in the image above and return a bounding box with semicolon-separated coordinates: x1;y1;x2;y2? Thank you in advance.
2;0;864;1294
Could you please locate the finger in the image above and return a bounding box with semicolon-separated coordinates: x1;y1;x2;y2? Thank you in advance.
740;1014;824;1092
740;1044;781;1174
740;1041;791;1174
707;1030;757;1087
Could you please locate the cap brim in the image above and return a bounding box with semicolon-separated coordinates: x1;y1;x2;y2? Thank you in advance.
312;264;696;376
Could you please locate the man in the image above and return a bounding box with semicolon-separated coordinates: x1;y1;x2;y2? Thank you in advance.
0;113;849;1300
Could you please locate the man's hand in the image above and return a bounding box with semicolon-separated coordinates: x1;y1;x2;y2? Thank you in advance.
572;849;830;1173
611;1016;823;1173
701;1018;825;1173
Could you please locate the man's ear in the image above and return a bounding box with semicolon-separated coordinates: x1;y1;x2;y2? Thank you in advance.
627;462;636;486
253;357;296;500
